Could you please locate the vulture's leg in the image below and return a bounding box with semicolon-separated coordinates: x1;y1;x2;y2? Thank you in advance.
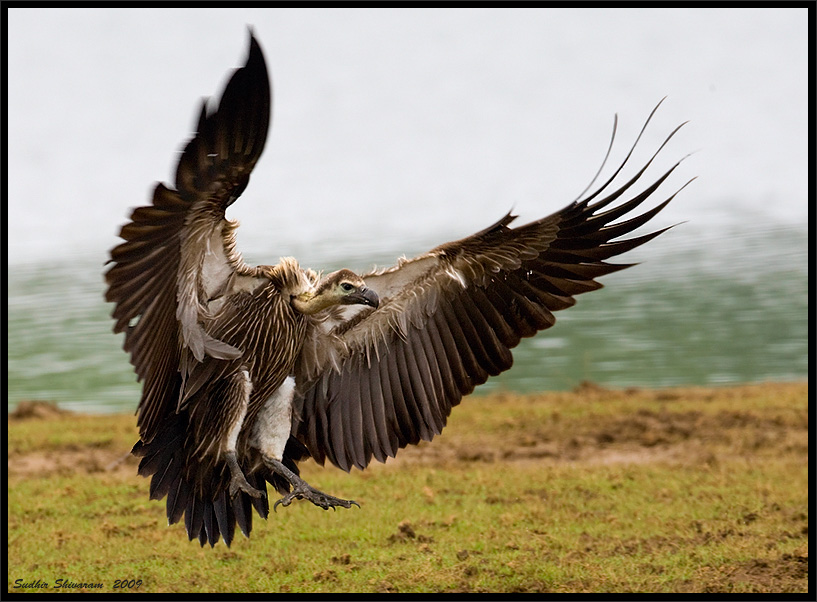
251;377;356;510
226;451;265;499
220;370;265;499
262;457;359;512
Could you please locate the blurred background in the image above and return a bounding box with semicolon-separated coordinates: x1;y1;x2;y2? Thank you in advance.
7;7;808;413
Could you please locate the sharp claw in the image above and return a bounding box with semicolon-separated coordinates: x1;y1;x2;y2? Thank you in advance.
229;475;265;499
262;456;359;512
226;452;265;498
271;486;358;512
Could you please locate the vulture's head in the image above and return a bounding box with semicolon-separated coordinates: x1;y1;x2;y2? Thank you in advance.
292;269;379;315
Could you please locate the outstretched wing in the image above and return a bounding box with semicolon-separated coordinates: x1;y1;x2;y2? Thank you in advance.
105;33;271;443
293;108;690;472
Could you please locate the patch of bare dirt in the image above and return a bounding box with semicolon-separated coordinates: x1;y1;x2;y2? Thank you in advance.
377;382;808;469
7;382;808;478
9;400;68;420
687;548;809;593
7;402;138;478
8;449;138;478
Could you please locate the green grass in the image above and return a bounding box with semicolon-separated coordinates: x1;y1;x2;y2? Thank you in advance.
7;382;808;593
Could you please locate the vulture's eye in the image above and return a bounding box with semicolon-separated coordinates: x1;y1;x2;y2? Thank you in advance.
341;282;354;292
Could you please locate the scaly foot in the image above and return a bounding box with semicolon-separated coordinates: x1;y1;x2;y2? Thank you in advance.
263;455;359;512
273;484;359;512
226;451;265;499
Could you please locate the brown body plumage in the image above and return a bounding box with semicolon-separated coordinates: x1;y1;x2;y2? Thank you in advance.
106;33;689;546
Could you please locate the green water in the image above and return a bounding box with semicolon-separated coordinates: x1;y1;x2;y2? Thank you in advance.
6;224;808;414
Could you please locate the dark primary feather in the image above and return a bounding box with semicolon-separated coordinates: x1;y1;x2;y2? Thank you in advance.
175;34;270;206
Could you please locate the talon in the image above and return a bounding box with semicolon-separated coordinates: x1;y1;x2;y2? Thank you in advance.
229;473;265;499
263;456;359;512
272;485;357;512
225;451;265;498
273;494;296;513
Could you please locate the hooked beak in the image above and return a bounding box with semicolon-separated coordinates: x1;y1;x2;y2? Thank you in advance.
353;287;379;309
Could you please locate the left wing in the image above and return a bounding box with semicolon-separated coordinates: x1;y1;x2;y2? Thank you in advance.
105;33;271;443
293;111;689;472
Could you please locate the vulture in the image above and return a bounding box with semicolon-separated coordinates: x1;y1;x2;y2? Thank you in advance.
106;33;688;547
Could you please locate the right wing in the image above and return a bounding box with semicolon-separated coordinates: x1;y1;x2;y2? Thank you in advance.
293;106;690;472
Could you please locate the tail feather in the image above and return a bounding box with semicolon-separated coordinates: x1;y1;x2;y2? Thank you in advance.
231;488;253;540
132;413;313;546
131;413;254;547
131;412;308;547
213;491;235;546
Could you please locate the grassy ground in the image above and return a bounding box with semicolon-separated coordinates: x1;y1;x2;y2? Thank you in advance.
6;382;808;594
